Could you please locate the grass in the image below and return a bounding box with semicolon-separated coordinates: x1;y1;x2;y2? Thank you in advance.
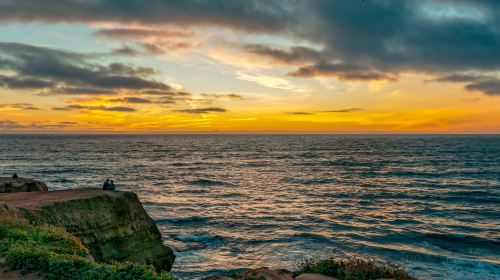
294;255;418;280
0;213;177;280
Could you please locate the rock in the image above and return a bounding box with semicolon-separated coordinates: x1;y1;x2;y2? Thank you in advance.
0;177;48;193
203;267;295;280
0;188;175;272
296;274;337;280
243;268;295;280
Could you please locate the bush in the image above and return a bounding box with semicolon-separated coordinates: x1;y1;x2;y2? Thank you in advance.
0;214;176;280
295;255;417;280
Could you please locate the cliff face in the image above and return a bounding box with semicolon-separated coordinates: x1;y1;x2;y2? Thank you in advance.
0;189;175;272
0;177;48;193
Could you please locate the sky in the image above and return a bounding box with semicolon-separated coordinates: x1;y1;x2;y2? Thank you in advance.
0;0;499;133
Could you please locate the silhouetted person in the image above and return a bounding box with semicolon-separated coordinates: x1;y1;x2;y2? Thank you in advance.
103;178;110;190
12;173;19;179
109;180;116;191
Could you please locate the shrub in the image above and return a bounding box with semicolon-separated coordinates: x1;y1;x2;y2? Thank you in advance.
0;214;176;280
295;255;417;280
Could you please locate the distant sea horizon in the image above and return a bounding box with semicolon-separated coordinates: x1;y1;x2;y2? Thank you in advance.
0;134;498;279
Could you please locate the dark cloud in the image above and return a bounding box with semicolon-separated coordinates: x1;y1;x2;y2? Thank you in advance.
94;28;191;40
287;111;313;115
243;44;322;64
288;63;397;81
45;87;115;95
433;73;500;96
109;97;153;104
0;103;39;110
321;108;364;113
200;93;242;99
52;104;137;112
0;42;172;95
433;73;485;83
465;79;500;96
0;75;55;89
286;108;364;115
0;0;292;33
111;46;142;56
174;107;227;114
0;120;75;129
0;120;24;129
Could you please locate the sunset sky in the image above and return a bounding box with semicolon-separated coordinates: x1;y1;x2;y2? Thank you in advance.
0;0;499;133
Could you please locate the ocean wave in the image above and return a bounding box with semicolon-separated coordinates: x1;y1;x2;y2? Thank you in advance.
186;179;229;186
173;233;223;245
423;233;500;251
156;216;209;225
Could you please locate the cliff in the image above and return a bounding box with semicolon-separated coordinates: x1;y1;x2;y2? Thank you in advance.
0;177;48;193
0;188;175;272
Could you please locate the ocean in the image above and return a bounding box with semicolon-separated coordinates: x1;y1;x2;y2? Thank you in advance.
0;134;498;279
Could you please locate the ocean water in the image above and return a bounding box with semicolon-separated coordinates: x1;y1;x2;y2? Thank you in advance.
0;134;499;279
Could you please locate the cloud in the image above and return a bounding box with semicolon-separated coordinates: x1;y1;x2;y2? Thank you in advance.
465;79;500;96
243;44;322;65
111;46;142;56
288;62;397;81
94;28;191;40
0;0;292;33
139;42;196;54
200;93;242;99
108;97;153;104
53;104;137;112
286;111;313;115
0;103;39;110
321;108;364;113
0;75;55;89
0;42;173;95
433;73;485;83
174;107;227;114
433;73;500;96
0;120;76;129
1;1;499;95
0;120;24;129
286;108;364;115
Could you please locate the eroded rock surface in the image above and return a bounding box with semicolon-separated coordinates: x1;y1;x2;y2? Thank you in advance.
0;188;175;272
203;268;320;280
0;177;48;193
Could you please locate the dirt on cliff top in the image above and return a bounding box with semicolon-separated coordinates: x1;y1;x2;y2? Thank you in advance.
0;188;126;210
0;268;43;280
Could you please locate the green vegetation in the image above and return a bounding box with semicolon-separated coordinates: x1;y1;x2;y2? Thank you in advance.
0;214;177;280
295;256;418;280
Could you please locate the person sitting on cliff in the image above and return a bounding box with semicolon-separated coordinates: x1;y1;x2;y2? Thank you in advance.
103;178;110;190
12;173;19;179
109;180;116;191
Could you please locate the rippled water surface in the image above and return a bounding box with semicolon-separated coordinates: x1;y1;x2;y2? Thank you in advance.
0;135;499;279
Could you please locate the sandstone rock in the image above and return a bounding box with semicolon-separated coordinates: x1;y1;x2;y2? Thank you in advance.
202;268;295;280
0;188;175;272
0;177;48;193
296;274;337;280
243;268;295;280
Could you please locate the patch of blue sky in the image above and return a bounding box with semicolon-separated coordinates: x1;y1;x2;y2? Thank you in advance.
417;1;489;23
0;23;109;53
